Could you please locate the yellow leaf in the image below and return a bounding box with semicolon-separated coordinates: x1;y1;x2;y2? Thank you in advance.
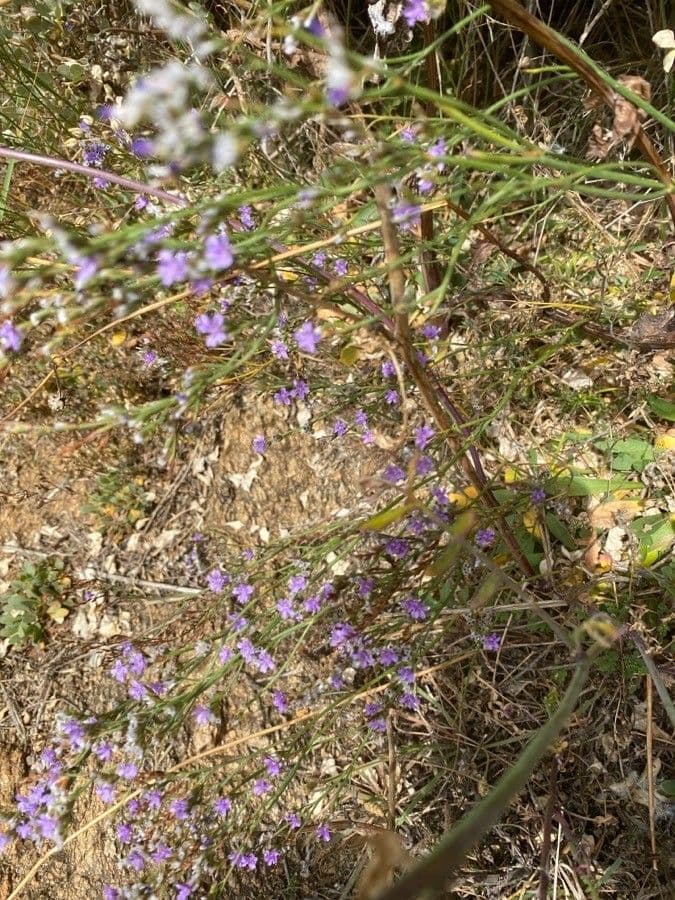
503;467;518;484
279;269;298;282
523;505;543;540
655;428;675;451
110;331;126;347
339;344;360;366
47;603;69;624
361;502;415;532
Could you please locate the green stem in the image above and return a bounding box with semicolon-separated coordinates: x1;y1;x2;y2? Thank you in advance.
377;650;596;900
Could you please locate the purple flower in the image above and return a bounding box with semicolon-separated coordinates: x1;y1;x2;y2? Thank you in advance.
74;256;99;290
229;851;257;870
96;782;116;804
207;567;229;593
385;537;409;559
272;690;288;713
286;812;301;829
399;692;419;710
103;887;119;900
316;824;331;842
229;612;248;632
144;789;162;810
383;464;405;484
157;250;188;287
82;141;107;167
334;418;348;437
94;741;114;763
141;349;157;366
288;574;307;594
483;632;501;652
239;205;255;230
193;705;215;726
403;0;429;27
116;822;133;843
195;311;228;348
127;679;147;701
116;761;138;780
415;424;435;450
392;202;421;230
232;582;254;605
399;125;417;142
294;320;321;354
255;649;276;673
204;233;234;271
422;323;441;340
416;455;435;475
110;659;128;683
531;487;546;504
330;622;356;649
36;814;60;841
385;389;399;405
0;320;22;353
291;379;309;400
369;716;388;732
252;434;267;454
381;359;396;378
475;528;496;549
219;645;232;664
169;797;190;820
264;756;282;777
237;638;256;663
126;848;145;872
358;577;374;598
398;666;416;685
175;884;193;900
126;650;146;676
131;136;153;157
271;338;289;359
214;796;232;816
401;596;428;620
274;387;292;405
302;594;319;614
354;409;368;428
263;848;280;866
150;843;172;863
276;597;296;620
312;251;327;268
379;647;400;666
428;137;446;160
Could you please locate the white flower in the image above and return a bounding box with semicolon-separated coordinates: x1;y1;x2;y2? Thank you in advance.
653;29;675;73
212;132;239;171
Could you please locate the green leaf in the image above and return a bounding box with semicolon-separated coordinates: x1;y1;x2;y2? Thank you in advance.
647;395;675;422
658;778;675;798
545;512;577;550
545;472;636;497
630;514;675;566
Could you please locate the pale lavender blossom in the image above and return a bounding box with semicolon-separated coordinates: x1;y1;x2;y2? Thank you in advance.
195;311;227;347
403;0;429;27
157;250;188;287
0;320;22;353
294;320;321;353
204;233;234;271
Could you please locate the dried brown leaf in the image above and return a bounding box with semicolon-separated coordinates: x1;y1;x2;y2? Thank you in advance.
355;829;411;900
